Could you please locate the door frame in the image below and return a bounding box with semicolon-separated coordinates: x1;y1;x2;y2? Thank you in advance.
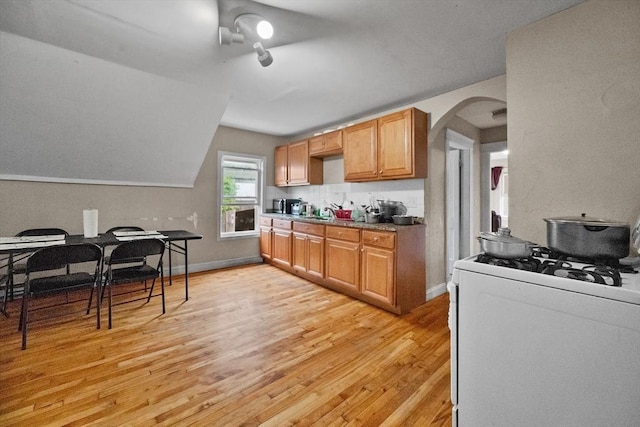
446;129;474;279
480;141;507;232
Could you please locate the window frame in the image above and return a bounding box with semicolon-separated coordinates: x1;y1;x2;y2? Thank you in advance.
217;151;265;240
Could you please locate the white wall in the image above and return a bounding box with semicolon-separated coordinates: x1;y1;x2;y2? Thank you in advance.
0;126;286;271
507;0;640;247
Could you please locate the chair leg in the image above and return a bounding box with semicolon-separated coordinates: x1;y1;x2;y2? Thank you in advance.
108;283;113;329
21;295;29;350
1;276;9;318
96;282;101;330
146;278;156;303
86;287;94;315
160;270;165;314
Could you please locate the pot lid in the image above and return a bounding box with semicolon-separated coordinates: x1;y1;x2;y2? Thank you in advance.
544;213;629;227
479;227;529;244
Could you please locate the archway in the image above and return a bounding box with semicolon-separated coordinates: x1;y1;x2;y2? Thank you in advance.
431;97;507;279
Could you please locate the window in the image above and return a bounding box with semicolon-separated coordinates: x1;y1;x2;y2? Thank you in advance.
218;152;264;239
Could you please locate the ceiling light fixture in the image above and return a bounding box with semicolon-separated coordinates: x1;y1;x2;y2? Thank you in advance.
218;13;274;67
253;42;273;67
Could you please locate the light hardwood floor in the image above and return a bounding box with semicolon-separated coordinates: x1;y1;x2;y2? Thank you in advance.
0;263;452;426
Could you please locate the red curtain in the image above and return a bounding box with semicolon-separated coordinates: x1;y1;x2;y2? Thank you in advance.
491;166;503;190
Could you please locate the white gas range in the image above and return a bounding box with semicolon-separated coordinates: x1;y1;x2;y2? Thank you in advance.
447;253;640;427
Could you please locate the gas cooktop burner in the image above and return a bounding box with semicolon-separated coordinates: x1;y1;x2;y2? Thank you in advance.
475;253;626;286
540;260;622;286
531;247;637;274
476;254;541;272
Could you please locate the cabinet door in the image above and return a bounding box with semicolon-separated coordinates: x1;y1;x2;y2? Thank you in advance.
287;140;309;185
272;229;292;267
325;238;360;292
309;130;343;157
275;145;288;186
361;246;396;306
343;119;378;181
292;232;308;272
307;235;325;280
377;109;413;179
260;226;272;259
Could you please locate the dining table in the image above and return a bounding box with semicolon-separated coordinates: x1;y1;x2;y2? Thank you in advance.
0;229;203;316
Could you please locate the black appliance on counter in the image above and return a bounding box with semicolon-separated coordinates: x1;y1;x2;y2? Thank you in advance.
273;198;301;214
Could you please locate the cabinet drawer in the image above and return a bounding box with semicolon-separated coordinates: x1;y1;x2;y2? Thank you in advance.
273;219;293;230
260;217;272;227
326;226;360;242
362;230;396;250
293;222;325;236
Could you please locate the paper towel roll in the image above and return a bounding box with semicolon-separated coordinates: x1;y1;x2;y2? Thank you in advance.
83;209;98;238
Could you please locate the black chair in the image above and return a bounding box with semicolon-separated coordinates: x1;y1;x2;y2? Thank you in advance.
7;228;69;304
87;226;146;312
19;243;102;350
104;239;165;329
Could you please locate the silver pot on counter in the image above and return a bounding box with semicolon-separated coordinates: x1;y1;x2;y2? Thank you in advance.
478;227;537;259
544;214;630;260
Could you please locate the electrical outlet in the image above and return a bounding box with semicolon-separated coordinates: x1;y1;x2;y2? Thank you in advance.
406;196;418;208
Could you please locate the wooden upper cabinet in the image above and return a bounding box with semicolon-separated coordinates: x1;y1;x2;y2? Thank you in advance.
275;140;323;187
287;140;310;185
378;109;415;179
344;108;428;182
309;130;343;157
274;145;289;186
343;119;378;181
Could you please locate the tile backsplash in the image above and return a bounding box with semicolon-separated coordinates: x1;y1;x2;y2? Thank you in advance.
265;178;425;218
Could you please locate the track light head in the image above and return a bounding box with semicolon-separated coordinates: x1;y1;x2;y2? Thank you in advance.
219;26;244;45
253;42;273;67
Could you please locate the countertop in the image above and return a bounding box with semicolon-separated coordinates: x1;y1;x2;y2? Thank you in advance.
261;213;425;232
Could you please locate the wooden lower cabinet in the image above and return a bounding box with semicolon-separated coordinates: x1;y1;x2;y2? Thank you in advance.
361;238;396;307
271;219;293;268
292;222;325;281
261;217;425;314
325;240;360;294
259;217;272;260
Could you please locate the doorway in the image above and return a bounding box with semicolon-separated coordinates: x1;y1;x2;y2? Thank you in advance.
480;141;508;232
446;129;474;279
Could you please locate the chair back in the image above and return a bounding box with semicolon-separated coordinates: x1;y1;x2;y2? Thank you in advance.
109;239;165;265
17;228;69;237
106;226;144;234
27;243;102;273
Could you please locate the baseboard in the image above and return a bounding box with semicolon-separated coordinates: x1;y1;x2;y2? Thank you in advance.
426;282;447;300
167;256;264;276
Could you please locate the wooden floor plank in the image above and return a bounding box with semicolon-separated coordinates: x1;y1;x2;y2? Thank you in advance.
0;263;452;426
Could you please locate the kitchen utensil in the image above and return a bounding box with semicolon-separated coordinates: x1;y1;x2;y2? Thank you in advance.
544;214;630;259
350;207;365;222
365;212;380;223
378;200;404;222
334;209;352;219
478;227;536;259
392;215;414;225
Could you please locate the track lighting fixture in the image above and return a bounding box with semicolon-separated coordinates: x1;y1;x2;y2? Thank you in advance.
253;42;273;67
218;13;274;67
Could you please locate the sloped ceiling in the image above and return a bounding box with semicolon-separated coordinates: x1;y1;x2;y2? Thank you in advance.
0;0;585;187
